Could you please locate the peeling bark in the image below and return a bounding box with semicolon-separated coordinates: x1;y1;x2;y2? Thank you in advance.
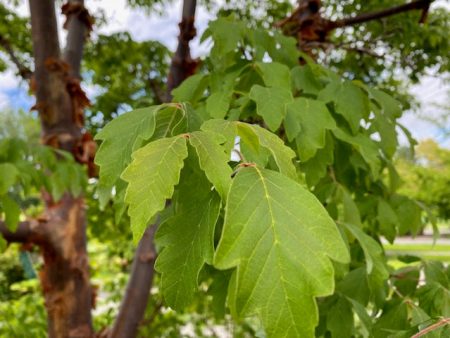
39;195;93;338
28;1;94;337
62;0;93;79
278;0;433;54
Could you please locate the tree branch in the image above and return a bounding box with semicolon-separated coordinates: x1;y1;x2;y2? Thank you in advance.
0;219;47;244
109;223;157;338
0;34;32;80
331;0;433;29
62;0;93;78
411;318;449;338
165;0;197;102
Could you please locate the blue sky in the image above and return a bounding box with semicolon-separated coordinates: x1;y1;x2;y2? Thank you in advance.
0;0;448;148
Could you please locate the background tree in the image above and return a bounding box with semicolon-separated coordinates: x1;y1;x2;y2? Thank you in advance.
0;0;449;337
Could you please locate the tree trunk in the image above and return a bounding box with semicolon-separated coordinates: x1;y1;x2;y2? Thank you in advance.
28;0;93;336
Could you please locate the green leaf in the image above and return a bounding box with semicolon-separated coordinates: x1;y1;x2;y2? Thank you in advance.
214;167;349;338
209;17;244;56
326;296;354;338
291;65;322;95
368;87;402;119
172;74;208;103
300;134;334;187
337;267;370;305
95;106;160;195
372;108;398;158
333;128;381;178
0;235;6;252
0;195;20;231
121;135;188;242
319;80;369;134
341;222;388;277
249;85;293;131
337;186;362;227
206;90;233;119
155;157;221;310
377;199;399;243
201;119;237;156
237;123;297;180
189;131;232;199
286;98;336;161
255;62;291;89
0;163;19;195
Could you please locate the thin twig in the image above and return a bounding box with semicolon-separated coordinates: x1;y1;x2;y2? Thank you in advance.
411;318;450;338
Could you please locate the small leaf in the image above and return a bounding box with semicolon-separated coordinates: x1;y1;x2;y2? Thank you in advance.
333;128;381;178
201;119;237;156
255;62;291;89
0;195;20;231
155;157;221;310
377;199;399;243
215;167;349;338
249;85;293;131
172;74;208;103
286;98;336;161
206;90;233;119
319;80;369;134
291;65;322;95
189;131;232;199
237;123;297;179
341;222;388;277
122;135;188;242
0;163;19;195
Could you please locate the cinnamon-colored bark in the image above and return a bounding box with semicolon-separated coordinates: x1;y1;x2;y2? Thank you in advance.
28;0;93;337
279;0;433;54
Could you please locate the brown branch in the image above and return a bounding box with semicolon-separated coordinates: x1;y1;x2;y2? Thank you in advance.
165;0;198;102
0;34;32;80
411;318;450;338
62;0;93;78
109;223;158;338
0;219;47;244
331;0;434;29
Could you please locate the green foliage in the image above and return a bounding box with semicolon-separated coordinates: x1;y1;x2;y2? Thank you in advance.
397;140;450;220
1;1;449;337
0;138;86;233
91;14;450;337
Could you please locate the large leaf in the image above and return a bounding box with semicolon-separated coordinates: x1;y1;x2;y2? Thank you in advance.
286;98;336;161
214;167;349;337
121;135;188;242
189;131;232;199
155;157;221;310
95;106;160;193
249;85;293;131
